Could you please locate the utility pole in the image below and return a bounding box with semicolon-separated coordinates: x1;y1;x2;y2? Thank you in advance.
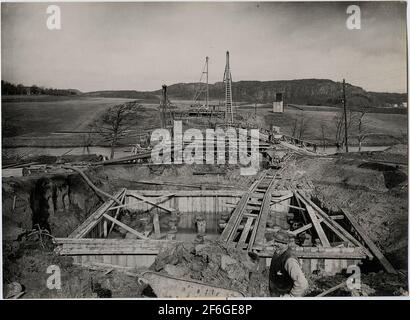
205;56;209;109
343;79;349;152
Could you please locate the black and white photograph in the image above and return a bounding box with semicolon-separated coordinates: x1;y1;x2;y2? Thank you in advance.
0;1;408;300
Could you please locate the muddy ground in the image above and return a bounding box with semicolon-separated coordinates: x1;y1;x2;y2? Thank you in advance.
2;145;408;298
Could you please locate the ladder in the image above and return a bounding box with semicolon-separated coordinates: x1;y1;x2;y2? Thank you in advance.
223;51;234;123
219;155;293;250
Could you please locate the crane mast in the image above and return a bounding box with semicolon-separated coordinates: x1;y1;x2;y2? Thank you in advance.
223;51;233;123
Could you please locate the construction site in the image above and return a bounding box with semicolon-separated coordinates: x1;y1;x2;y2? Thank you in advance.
2;49;408;299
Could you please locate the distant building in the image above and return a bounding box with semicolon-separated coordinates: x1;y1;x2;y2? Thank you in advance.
272;92;284;113
271;125;281;134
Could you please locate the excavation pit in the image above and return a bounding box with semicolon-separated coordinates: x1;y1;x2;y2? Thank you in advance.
54;186;374;276
54;189;243;269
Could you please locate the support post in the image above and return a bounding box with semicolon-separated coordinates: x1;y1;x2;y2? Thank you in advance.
343;79;349;152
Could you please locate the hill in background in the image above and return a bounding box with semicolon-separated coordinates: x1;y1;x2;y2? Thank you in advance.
155;79;407;108
2;79;407;108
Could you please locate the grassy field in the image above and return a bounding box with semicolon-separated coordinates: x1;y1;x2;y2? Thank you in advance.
2;95;134;138
1;96;407;149
239;104;408;146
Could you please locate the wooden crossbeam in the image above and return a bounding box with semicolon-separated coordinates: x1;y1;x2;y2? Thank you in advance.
127;193;175;213
54;238;180;255
289;216;345;236
295;193;353;245
108;191;127;235
287;204;306;211
340;208;396;274
237;217;254;249
69;188;126;239
254;246;367;259
289;223;313;236
103;213;148;240
122;193;175;212
296;192;373;258
305;203;331;247
271;194;293;203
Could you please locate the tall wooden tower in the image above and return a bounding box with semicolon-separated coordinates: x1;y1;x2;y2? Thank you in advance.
223;51;233;123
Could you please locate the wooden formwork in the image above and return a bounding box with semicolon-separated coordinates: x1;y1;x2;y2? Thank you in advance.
55;189;244;269
54;176;395;275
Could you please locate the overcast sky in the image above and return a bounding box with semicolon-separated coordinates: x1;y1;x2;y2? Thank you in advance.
1;1;407;93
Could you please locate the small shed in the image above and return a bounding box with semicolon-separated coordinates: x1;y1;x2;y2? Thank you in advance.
272;92;284;113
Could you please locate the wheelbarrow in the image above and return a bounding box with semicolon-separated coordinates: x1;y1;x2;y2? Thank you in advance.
136;270;245;298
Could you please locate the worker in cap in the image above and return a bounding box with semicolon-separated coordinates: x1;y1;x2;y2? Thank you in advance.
269;235;309;297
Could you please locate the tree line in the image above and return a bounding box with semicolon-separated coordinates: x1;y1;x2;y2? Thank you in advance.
1;80;79;96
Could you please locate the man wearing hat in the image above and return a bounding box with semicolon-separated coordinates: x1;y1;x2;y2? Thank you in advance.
268;235;309;297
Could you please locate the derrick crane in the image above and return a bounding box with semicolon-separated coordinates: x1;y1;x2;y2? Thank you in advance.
223;51;234;123
159;85;174;128
192;56;209;110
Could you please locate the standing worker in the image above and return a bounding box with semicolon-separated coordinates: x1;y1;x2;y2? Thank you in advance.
269;242;309;297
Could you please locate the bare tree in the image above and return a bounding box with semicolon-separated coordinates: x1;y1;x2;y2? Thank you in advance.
92;101;141;159
298;113;307;140
356;111;369;152
334;111;344;148
320;124;327;150
333;109;355;150
82;133;94;155
291;118;298;138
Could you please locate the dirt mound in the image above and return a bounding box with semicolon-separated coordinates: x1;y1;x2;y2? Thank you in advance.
150;241;269;296
3;242;145;298
91;163;253;190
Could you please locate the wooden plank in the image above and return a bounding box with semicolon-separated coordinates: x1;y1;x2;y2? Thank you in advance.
219;192;250;242
244;213;258;218
126;190;244;197
289;223;313;236
340;208;396;274
127;193;175;213
219;177;262;243
248;168;288;248
237;217;254;248
103;214;148;240
271;193;293;203
109;193;174;211
109;191;127;235
305;203;331;247
153;212;160;238
316;282;346;297
254;247;367;259
289;216;346;236
55;238;181;255
103;220;108;238
251;184;275;247
330;214;344;220
69;189;126;238
296;191;373;258
286;204;306;211
295;192;355;244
